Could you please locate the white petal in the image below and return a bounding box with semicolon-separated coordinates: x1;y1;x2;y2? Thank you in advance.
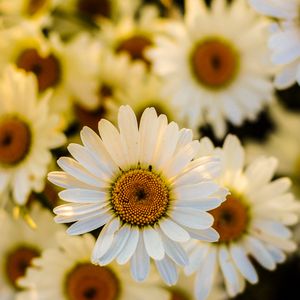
174;182;220;200
117;227;139;265
118;105;139;166
143;227;165;260
155;256;178;286
160;233;188;266
186;227;219;242
130;234;150;281
98;224;131;265
244;237;276;270
98;119;126;168
230;243;258;284
171;208;213;230
92;218;120;261
67;213;112;235
194;247;217;300
219;245;242;297
175;197;222;211
57;157;102;187
58;189;107;203
54;202;104;216
159;218;190;242
185;244;210;275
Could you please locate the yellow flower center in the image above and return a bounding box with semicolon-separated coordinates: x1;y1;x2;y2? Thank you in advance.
66;264;119;300
77;0;111;19
27;0;47;15
210;194;248;243
111;168;170;226
17;48;61;92
0;118;31;165
117;35;152;65
190;38;239;89
5;246;39;288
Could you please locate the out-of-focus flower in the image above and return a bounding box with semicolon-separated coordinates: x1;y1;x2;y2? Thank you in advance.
249;0;300;89
18;232;170;300
99;3;162;69
74;49;144;131
185;135;300;299
0;203;64;300
165;271;226;300
148;0;274;138
48;105;227;285
0;66;65;206
0;23;99;127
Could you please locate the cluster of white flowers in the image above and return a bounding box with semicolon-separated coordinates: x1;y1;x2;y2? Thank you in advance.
0;0;300;300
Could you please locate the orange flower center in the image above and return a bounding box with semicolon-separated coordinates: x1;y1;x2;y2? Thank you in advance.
171;289;190;300
190;39;239;89
17;48;60;92
77;0;111;19
5;246;39;288
0;118;31;165
210;194;248;243
117;35;152;65
66;264;119;300
111;169;170;226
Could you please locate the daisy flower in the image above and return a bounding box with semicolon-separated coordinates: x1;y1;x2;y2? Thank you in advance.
74;49;144;132
48;105;227;285
18;232;170;300
0;23;99;127
249;0;300;89
0;65;65;206
147;0;274;138
0;203;64;300
184;134;300;299
99;3;162;68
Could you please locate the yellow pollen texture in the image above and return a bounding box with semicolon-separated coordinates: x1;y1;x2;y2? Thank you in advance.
210;194;248;243
111;169;170;226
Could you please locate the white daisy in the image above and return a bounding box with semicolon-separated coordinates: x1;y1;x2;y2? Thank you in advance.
147;0;274;138
0;203;63;300
0;65;65;206
99;3;162;68
74;49;144;132
184;134;300;299
18;232;170;300
249;0;300;89
0;22;99;127
48;105;227;285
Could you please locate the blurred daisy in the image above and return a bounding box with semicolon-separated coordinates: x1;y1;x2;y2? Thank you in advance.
249;0;300;89
165;272;226;300
74;49;144;131
49;105;227;285
18;232;170;300
116;74;183;127
0;203;63;300
185;135;300;299
148;0;273;138
0;23;99;127
99;4;162;68
0;66;65;206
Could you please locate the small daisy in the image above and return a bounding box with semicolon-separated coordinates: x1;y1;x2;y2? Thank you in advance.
0;65;65;206
0;203;63;300
249;0;300;89
99;3;162;68
184;134;300;299
18;232;170;300
74;49;144;131
148;0;274;138
48;105;227;285
0;23;99;127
